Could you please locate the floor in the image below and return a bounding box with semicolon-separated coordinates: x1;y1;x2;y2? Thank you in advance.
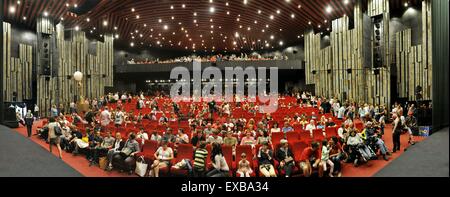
375;127;449;177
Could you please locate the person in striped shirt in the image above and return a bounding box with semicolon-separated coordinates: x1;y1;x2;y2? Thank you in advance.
193;141;208;177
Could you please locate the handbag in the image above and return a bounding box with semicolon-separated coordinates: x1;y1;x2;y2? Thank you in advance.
135;156;148;177
54;125;62;136
99;157;108;170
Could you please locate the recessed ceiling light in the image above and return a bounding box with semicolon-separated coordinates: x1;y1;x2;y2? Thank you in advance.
9;6;16;13
136;15;140;19
279;41;284;46
75;26;80;31
276;10;281;14
291;14;295;18
43;11;49;16
131;8;135;12
404;2;409;7
182;4;186;8
326;5;332;13
226;2;229;6
114;26;118;30
22;16;27;20
74;4;78;8
103;20;108;26
344;0;349;5
258;10;262;14
243;0;248;5
158;19;162;23
170;5;174;9
270;15;274;20
227;11;230;15
209;7;215;13
270;35;274;39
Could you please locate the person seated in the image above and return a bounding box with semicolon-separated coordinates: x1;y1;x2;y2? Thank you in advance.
106;133;124;171
299;141;322;177
257;142;276;177
206;134;223;145
162;128;176;143
361;122;390;161
206;143;230;177
193;141;209;177
223;131;238;155
281;122;294;133
328;137;344;177
240;131;256;147
237;153;253;177
70;129;92;156
270;123;281;133
150;131;162;144
191;129;206;148
305;120;317;136
346;130;372;166
149;141;174;177
87;130;104;165
203;123;215;137
256;130;271;145
112;132;141;174
275;139;295;177
90;131;115;166
136;128;149;145
175;129;189;144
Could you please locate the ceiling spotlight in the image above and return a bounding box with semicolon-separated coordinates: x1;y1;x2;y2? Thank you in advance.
136;15;140;19
227;11;230;15
75;26;80;31
270;35;274;40
279;41;284;46
74;4;78;8
171;16;175;20
130;42;134;47
270;15;274;20
131;8;135;12
170;5;174;9
43;11;49;17
210;7;215;13
158;19;162;23
326;5;332;13
22;16;27;20
226;2;229;6
115;34;119;39
182;4;186;8
258;10;262;14
291;14;295;18
9;6;16;13
404;2;409;7
276;10;281;14
103;20;108;26
243;0;248;5
308;21;312;25
86;18;90;22
163;25;168;30
114;26;118;30
344;0;349;4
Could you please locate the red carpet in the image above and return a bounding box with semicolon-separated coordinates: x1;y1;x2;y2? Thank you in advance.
12;121;424;177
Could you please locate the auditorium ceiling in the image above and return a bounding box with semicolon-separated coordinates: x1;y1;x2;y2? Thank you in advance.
3;0;421;52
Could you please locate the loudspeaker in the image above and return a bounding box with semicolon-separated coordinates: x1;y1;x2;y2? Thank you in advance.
312;70;317;75
327;69;331;74
347;69;352;74
374;69;380;75
293;49;298;54
2;107;18;128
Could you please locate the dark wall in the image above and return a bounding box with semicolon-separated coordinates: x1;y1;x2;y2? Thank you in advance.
432;0;449;131
10;25;37;58
389;7;422;64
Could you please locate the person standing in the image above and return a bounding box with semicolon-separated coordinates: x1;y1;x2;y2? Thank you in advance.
33;104;39;120
24;110;34;137
391;113;402;153
100;107;112;131
48;117;63;159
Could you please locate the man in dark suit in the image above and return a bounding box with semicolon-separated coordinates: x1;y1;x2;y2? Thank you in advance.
24;110;34;137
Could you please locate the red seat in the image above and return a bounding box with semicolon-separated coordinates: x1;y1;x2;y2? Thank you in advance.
170;144;194;176
325;127;338;138
271;132;285;145
136;140;158;161
222;145;234;177
313;129;325;142
299;131;312;144
286;132;299;142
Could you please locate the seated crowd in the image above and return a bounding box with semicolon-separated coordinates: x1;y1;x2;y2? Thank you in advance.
127;53;289;65
35;91;417;177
